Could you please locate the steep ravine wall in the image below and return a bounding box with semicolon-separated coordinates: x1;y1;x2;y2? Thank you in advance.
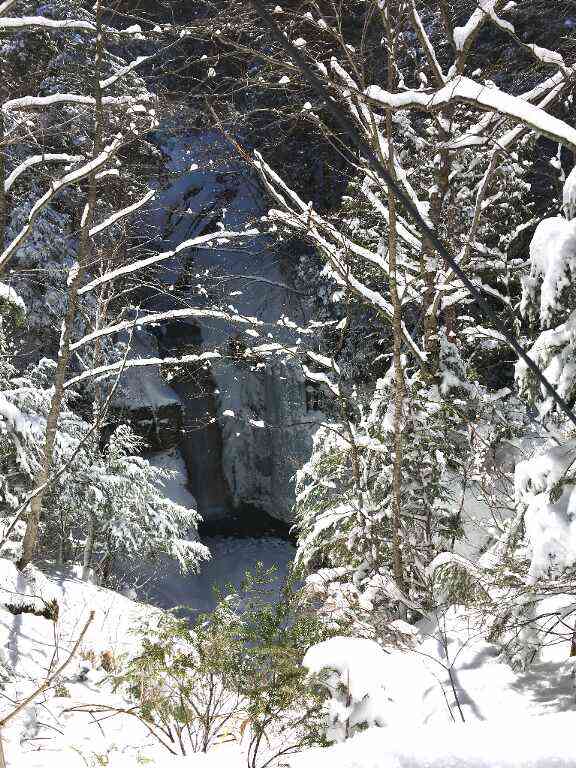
157;323;231;523
218;357;318;523
125;129;322;528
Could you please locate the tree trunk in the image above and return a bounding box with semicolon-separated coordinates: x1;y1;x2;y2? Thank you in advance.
422;237;439;378
82;511;97;581
386;113;407;600
18;2;105;569
381;0;406;601
0;113;6;250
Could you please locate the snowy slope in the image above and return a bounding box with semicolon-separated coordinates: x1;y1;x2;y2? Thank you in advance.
288;713;576;768
2;559;576;768
0;559;169;766
290;606;576;768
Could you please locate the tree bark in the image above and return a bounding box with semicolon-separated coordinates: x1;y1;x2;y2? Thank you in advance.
386;118;406;600
82;511;97;581
18;2;105;569
0;113;6;251
381;0;406;600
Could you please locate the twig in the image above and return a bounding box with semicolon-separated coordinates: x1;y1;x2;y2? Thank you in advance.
0;610;94;729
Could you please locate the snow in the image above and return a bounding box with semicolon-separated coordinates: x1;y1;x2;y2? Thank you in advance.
147;447;197;510
563;165;576;220
142;535;294;613
122;24;142;35
523;485;576;582
291;605;576;764
288;713;576;768
0;138;122;272
515;440;576;581
522;216;576;327
515;309;576;415
303;636;388;703
365;76;576;152
114;329;181;409
3;559;576;768
304;637;390;742
0;281;26;318
0;558;171;767
527;44;565;68
2;93;133;112
4;154;83;193
453;1;501;52
90;189;156;237
0;16;95;32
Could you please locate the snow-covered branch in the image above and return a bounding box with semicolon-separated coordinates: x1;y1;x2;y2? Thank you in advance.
253;150;425;363
0;16;96;31
2;94;135;112
365;76;576;151
448;67;575;150
90;189;156;237
65;351;222;389
4;154;83;193
70;307;268;353
453;0;508;70
303;365;341;397
0;139;122;273
79;229;258;295
100;56;152;89
72;307;313;356
0;0;19;15
329;60;429;222
256;151;420;273
409;1;445;84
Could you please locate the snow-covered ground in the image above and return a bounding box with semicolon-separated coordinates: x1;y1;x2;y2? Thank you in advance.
0;559;167;767
287;606;576;768
2;563;576;768
142;535;294;614
0;445;294;767
288;712;576;768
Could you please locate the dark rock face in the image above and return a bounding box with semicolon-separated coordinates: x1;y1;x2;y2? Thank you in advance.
157;323;233;523
170;363;232;524
124;402;183;452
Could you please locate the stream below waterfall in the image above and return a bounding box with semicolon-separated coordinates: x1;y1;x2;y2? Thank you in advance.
142;536;295;614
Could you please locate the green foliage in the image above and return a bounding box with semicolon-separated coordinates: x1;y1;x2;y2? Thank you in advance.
114;566;331;764
222;566;330;767
294;364;468;632
113;608;240;755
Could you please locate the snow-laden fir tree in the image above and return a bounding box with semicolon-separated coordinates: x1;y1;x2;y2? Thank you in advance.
295;338;476;635
0;291;208;579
